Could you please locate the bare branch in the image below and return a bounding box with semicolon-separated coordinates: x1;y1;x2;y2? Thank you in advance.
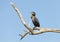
19;31;29;40
10;2;34;34
19;27;60;39
10;2;60;39
31;28;60;35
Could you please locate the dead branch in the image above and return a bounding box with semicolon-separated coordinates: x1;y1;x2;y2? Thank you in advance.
10;2;60;40
19;30;29;40
10;2;34;34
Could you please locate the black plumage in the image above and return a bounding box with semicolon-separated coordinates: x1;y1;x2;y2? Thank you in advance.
31;12;40;27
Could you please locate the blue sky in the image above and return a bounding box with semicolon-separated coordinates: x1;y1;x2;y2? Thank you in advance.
0;0;60;42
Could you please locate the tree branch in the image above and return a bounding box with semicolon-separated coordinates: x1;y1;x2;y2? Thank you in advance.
19;27;60;39
10;2;60;40
19;30;29;40
10;2;34;34
31;28;60;35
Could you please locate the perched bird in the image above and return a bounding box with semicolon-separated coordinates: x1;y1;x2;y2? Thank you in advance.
31;12;40;29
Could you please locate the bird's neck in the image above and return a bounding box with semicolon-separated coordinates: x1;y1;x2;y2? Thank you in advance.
31;16;36;19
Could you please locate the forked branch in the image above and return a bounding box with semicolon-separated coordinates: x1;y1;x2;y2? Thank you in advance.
10;2;60;40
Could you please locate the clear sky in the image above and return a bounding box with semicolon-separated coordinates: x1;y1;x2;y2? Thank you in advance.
0;0;60;42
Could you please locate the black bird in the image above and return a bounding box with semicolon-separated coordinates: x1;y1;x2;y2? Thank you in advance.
31;12;40;29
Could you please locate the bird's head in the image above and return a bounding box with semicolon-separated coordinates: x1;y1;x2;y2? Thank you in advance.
31;11;36;16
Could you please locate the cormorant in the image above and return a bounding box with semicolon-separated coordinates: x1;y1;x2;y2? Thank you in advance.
31;12;40;29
